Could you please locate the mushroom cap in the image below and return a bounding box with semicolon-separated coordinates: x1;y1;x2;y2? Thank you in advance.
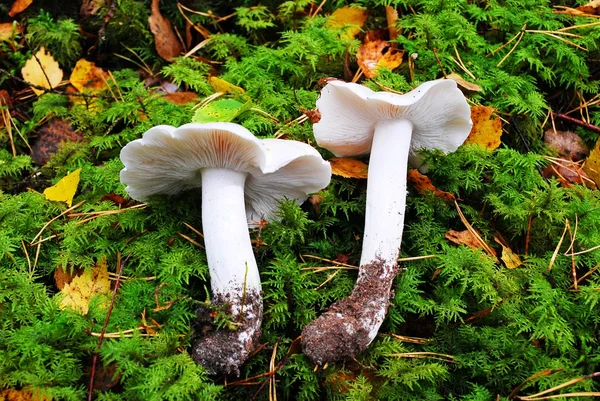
313;79;472;164
120;122;331;222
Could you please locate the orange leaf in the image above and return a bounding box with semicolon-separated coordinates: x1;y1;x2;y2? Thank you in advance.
329;157;368;179
357;38;403;78
446;229;498;256
0;22;22;41
148;0;183;61
8;0;33;17
407;169;456;202
327;6;368;39
164;91;198;105
577;0;600;14
464;106;502;150
70;59;109;92
21;47;63;96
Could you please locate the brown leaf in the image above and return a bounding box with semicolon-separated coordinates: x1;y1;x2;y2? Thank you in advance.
298;107;321;124
99;193;133;208
21;47;63;96
583;141;600;188
8;0;33;17
385;6;399;40
0;22;22;41
326;6;368;39
54;265;83;291
163;91;198;105
407;169;456;202
148;0;183;61
542;160;594;188
544;129;589;161
32;119;83;165
447;72;482;93
80;0;106;17
330;157;368;179
445;229;497;256
357;37;403;78
0;389;50;401
464;106;502;150
577;0;600;14
70;59;109;92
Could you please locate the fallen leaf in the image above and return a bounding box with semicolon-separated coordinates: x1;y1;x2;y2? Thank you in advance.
577;0;600;14
208;76;246;95
0;22;22;41
59;257;110;314
407;169;456;202
163;91;198;105
357;38;404;78
80;0;106;16
542;160;594;188
544;129;589;161
54;265;82;290
445;229;497;256
8;0;33;17
43;168;81;207
32;119;84;165
494;234;522;269
0;90;12;129
329;157;368;179
70;59;108;92
148;0;183;60
99;193;133;208
326;6;368;39
385;6;399;40
583;141;600;187
0;389;50;401
21;47;63;96
192;99;252;123
464;106;502;150
447;72;482;92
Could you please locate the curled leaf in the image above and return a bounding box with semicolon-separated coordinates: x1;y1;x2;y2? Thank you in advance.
329;157;368;179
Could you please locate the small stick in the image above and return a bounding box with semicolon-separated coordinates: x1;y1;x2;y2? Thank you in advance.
549;220;569;271
552;112;600;134
432;48;447;79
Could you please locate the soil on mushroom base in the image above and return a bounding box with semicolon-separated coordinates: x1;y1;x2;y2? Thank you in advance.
192;289;262;376
302;259;398;364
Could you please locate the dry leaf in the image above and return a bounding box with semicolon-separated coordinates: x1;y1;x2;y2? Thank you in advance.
385;6;399;40
494;235;522;269
32;119;83;165
327;6;368;39
164;91;198;105
21;47;63;96
0;22;22;41
70;59;108;92
446;229;497;256
577;0;600;14
208;76;246;94
54;265;82;290
80;0;106;16
544;129;589;161
357;38;403;78
583;142;600;187
59;257;110;315
542;160;593;188
447;73;482;92
298;107;321;124
407;169;456;202
0;389;50;401
8;0;33;17
148;0;183;60
43;168;81;207
464;106;502;150
329;157;368;179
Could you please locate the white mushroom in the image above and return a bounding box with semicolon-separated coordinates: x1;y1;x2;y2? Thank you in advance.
301;79;472;364
120;122;331;375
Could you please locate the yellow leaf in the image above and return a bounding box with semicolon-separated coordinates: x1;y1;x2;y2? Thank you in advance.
70;59;108;92
208;76;246;95
43;168;81;207
494;236;522;269
327;6;368;39
330;157;368;179
21;47;63;96
59;257;110;315
357;38;403;79
0;22;21;42
464;106;503;150
583;141;600;187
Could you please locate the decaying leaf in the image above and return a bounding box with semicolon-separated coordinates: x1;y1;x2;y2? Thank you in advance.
357;37;403;78
329;157;368;179
407;169;456;202
21;47;63;96
544;129;589;161
583;141;600;188
0;388;50;401
70;59;108;92
43;168;81;207
80;0;106;17
464;106;502;150
164;91;198;105
59;257;111;315
148;0;183;60
32;119;83;165
208;76;246;95
494;234;522;269
8;0;33;17
447;72;482;93
0;22;22;41
192;99;252;123
385;6;399;40
542;159;593;188
445;229;497;256
327;6;368;39
577;0;600;14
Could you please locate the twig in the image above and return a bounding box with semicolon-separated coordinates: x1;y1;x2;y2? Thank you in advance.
432;48;447;79
552;112;600;134
508;368;563;399
548;219;569;271
88;253;130;401
517;372;600;400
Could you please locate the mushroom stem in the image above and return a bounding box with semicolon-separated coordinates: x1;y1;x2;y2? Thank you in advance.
301;119;412;364
192;168;262;375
